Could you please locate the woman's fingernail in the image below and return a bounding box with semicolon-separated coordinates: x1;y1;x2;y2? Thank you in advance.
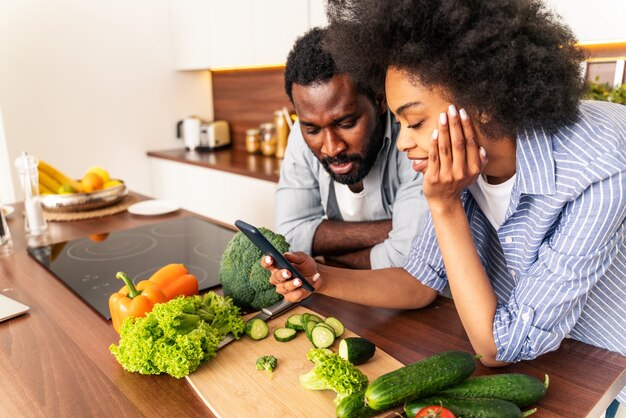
459;108;468;120
448;105;457;117
281;270;290;279
432;129;439;140
264;256;272;265
293;279;301;287
312;273;320;282
284;252;293;256
439;112;447;125
479;146;487;158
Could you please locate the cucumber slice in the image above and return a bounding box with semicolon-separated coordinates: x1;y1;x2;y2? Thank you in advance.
246;318;269;340
324;317;345;337
311;324;336;348
285;314;304;331
304;320;317;341
314;322;336;336
306;314;323;323
274;327;297;342
339;337;376;365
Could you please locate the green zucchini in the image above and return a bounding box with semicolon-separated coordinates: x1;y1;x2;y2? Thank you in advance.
324;316;345;337
335;392;375;418
274;327;297;342
311;324;336;348
285;313;304;331
365;350;476;411
438;373;548;407
338;337;376;365
405;396;537;418
245;318;269;340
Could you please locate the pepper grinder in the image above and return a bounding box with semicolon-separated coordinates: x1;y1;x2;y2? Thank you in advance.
14;152;50;247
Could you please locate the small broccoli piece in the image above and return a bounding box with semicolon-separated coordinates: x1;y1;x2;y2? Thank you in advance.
109;292;246;378
256;355;278;378
219;227;290;310
300;348;369;405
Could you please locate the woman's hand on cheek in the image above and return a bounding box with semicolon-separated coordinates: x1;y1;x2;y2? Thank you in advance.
423;105;487;208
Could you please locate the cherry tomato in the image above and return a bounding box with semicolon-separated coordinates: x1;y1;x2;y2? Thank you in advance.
415;405;456;418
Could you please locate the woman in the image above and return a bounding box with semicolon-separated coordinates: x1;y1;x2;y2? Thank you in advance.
263;0;626;409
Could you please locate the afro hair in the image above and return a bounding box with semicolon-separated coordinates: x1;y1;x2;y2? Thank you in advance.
324;0;587;138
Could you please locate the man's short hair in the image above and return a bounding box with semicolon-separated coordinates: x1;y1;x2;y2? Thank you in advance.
284;27;338;102
284;26;376;103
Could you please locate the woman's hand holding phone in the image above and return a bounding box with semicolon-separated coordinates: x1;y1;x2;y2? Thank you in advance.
261;251;321;302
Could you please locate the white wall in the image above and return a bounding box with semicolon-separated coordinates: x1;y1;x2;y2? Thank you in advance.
0;0;213;203
544;0;626;43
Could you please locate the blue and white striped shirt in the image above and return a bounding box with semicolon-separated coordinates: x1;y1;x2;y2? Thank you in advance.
404;100;626;402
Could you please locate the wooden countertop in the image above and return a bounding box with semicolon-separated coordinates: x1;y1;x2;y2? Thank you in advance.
1;196;624;417
147;148;281;183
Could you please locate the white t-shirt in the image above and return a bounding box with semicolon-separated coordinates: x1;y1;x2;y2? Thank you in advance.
468;174;516;230
333;181;375;222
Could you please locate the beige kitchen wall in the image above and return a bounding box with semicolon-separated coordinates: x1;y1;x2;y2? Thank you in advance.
0;0;213;203
544;0;626;43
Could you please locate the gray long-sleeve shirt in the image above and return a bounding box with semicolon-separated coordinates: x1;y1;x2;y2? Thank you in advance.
275;111;428;269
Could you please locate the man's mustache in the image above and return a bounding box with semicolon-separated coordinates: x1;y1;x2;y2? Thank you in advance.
321;154;361;166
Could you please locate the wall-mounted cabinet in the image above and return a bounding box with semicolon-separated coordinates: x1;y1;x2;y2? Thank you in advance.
170;0;326;70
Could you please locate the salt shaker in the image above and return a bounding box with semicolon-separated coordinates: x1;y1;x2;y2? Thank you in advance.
14;153;50;247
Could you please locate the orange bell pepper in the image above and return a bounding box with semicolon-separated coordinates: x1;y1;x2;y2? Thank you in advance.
108;263;199;333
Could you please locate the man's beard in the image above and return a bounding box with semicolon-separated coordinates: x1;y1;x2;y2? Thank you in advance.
319;128;383;185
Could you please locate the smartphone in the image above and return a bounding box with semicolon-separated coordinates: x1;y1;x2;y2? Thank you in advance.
234;220;315;292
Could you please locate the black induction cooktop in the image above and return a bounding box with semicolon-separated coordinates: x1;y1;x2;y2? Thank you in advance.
28;216;235;319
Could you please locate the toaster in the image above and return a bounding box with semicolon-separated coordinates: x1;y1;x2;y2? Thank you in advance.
198;121;231;151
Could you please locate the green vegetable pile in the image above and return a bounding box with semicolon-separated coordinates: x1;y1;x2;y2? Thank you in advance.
109;292;246;378
300;348;369;406
256;355;278;378
219;227;289;310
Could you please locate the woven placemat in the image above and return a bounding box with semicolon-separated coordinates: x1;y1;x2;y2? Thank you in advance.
43;194;138;222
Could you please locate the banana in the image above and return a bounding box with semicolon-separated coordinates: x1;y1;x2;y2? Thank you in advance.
38;159;83;192
38;169;63;193
39;182;55;195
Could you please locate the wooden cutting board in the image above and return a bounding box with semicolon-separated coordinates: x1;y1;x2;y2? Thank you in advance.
186;306;404;418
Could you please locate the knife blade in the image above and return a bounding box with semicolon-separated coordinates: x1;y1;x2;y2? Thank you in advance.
218;298;297;349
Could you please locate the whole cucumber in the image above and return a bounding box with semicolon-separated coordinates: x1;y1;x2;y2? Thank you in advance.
405;396;530;418
335;392;375;418
365;350;476;411
438;373;548;407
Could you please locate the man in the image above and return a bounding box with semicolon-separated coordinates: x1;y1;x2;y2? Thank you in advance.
276;27;428;269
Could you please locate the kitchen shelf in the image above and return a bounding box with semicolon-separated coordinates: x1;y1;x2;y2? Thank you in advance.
147;148;281;183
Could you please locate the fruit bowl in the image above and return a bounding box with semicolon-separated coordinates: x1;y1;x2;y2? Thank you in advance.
40;181;128;213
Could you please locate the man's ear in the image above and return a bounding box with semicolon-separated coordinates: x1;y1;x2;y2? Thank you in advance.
376;93;387;113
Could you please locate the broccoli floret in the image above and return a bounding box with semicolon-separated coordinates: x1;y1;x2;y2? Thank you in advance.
109;292;246;378
256;355;278;378
300;348;369;405
219;227;290;310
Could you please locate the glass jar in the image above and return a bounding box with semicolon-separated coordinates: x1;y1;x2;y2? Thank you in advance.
274;110;290;159
259;123;277;157
14;153;50;247
245;128;261;154
0;191;13;256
